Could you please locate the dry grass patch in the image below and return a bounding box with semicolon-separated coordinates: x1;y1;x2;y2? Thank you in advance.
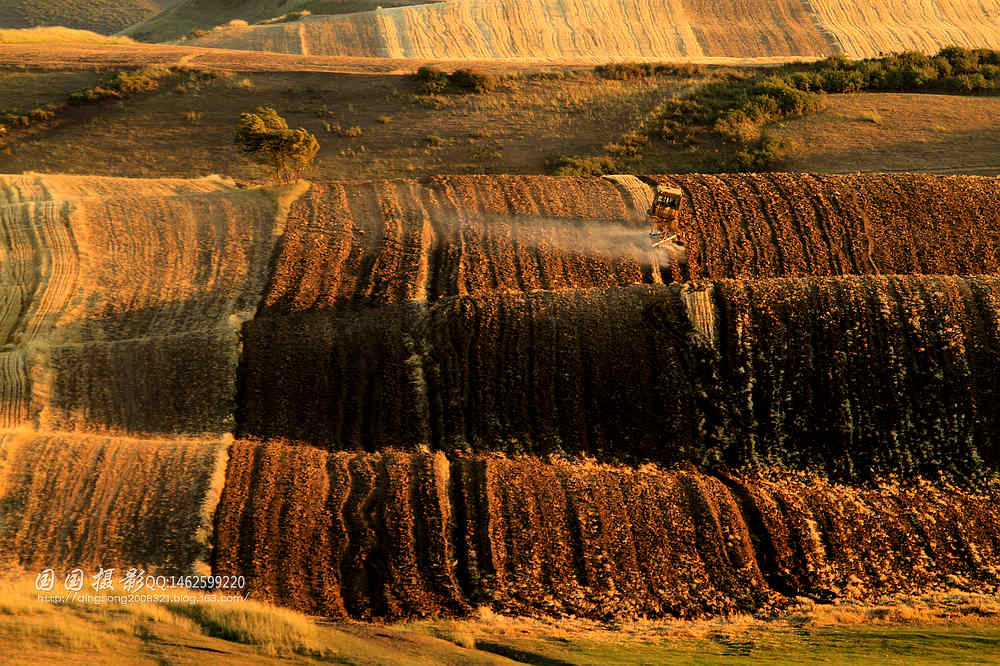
0;27;135;44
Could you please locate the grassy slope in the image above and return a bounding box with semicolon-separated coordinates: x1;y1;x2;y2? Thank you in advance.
0;68;698;179
0;1;177;35
772;92;1000;174
1;578;998;665
125;0;439;42
3;67;1000;179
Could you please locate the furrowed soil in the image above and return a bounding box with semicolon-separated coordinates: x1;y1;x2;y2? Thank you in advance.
0;173;282;436
183;0;1000;60
0;432;224;572
242;278;1000;479
213;441;1000;620
2;172;1000;623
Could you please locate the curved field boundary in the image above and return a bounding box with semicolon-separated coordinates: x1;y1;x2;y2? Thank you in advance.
186;0;828;59
241;277;1000;479
213;440;1000;619
186;0;1000;60
0;432;225;572
1;173;997;438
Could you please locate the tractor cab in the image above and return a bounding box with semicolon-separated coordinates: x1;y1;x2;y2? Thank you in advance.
648;186;684;247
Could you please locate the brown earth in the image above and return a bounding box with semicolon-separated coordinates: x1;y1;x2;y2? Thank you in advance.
0;431;223;572
241;277;1000;479
661;173;1000;279
2;172;1000;621
772;93;1000;176
0;43;809;75
213;440;1000;620
258;174;1000;313
183;0;1000;60
3;173;998;451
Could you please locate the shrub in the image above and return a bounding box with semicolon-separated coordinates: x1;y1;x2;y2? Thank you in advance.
948;73;990;93
448;68;496;93
324;123;362;137
69;87;121;104
1;112;29;127
594;63;654;80
235;106;320;183
655;62;706;77
735;132;793;170
414;66;449;94
105;66;169;94
28;107;56;122
548;155;617;176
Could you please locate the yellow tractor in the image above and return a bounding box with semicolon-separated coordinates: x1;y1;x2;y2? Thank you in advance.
647;185;685;248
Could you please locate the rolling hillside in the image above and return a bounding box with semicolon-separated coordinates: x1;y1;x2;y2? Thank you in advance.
214;442;1000;619
0;1;177;35
2;172;1000;620
182;0;1000;60
125;0;439;42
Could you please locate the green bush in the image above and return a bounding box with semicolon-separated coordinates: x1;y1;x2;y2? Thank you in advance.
735;132;793;171
594;63;655;80
28;107;56;122
412;66;497;94
105;66;169;94
235;106;320;182
595;62;706;79
448;68;496;93
655;62;706;77
1;112;29;127
947;73;991;93
324;123;363;137
548;155;617;176
69;87;122;104
415;66;449;94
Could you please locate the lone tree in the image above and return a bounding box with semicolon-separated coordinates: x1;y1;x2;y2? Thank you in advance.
235;107;319;183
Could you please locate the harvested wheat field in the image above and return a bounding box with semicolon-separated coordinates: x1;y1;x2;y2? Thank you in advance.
213;440;1000;619
0;431;226;572
0;173;288;435
185;0;1000;60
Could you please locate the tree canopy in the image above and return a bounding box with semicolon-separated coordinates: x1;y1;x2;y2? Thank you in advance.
235;106;319;183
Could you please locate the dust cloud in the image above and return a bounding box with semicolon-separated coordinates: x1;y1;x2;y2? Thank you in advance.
475;214;684;269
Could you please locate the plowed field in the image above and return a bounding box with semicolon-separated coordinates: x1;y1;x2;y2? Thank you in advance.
2;172;1000;621
0;432;224;572
260;174;1000;314
242;277;1000;479
185;0;1000;60
213;441;1000;619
